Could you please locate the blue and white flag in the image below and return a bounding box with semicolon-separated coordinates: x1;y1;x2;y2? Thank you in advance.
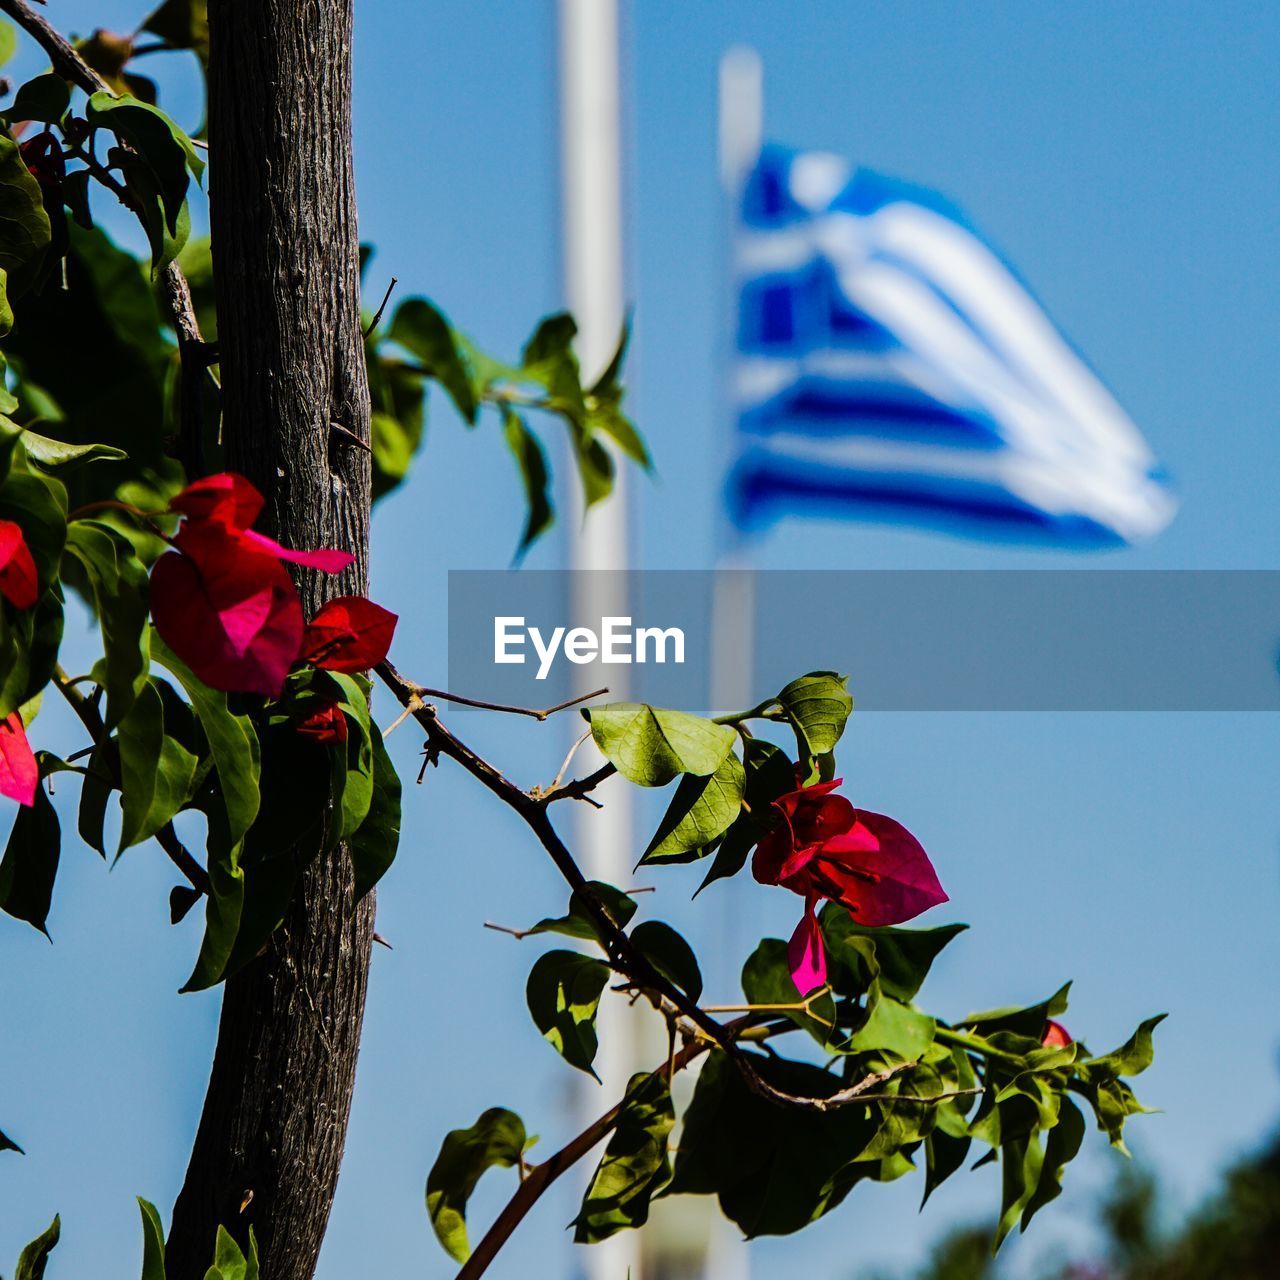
728;145;1176;545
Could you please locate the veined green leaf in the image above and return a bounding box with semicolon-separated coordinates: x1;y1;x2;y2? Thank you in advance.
642;749;744;862
584;702;736;787
575;1073;674;1242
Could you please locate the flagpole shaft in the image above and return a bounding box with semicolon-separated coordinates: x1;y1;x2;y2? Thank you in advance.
557;4;639;1279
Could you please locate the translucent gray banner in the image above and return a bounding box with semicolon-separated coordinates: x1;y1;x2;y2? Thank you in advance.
446;571;1280;712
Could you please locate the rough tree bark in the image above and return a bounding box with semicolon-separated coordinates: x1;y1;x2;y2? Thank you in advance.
165;2;374;1277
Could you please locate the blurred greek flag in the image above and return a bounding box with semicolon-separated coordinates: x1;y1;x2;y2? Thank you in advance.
727;145;1176;545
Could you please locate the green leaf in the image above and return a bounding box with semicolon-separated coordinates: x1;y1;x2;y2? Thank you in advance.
326;672;375;847
152;636;261;992
0;19;15;70
0;1126;22;1154
0;131;52;299
86;93;204;231
922;1129;971;1206
137;1197;166;1280
1081;1014;1166;1080
152;635;260;843
6;75;72;125
181;800;246;993
642;749;744;863
77;743;112;857
849;992;937;1060
525;949;610;1077
426;1107;528;1263
521;312;578;374
776;671;853;758
575;1073;674;1242
0;764;60;936
348;719;401;900
205;1225;260;1280
14;1215;60;1280
696;737;795;894
502;409;553;557
820;909;968;1002
587;400;650;469
994;1132;1045;1249
388;298;477;423
584;702;736;787
21;431;127;472
668;1049;879;1238
116;677;198;852
527;880;637;947
631;920;702;1001
569;425;614;509
1021;1096;1086;1229
64;521;149;727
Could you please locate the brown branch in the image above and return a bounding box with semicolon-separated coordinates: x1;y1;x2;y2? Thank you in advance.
0;0;111;93
156;824;211;896
376;659;921;1116
0;0;211;480
362;275;397;338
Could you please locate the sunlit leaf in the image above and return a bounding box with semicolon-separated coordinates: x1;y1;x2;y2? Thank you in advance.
584;702;736;787
426;1107;529;1263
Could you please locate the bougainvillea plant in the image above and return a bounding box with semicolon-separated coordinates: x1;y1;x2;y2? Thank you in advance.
0;3;1162;1278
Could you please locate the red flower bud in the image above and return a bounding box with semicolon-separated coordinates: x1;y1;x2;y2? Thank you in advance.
19;131;65;187
298;596;398;673
1041;1020;1072;1048
0;519;38;610
294;699;348;744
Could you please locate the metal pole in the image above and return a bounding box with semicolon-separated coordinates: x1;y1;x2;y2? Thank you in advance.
557;3;638;1278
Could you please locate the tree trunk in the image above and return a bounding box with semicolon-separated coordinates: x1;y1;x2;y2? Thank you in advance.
165;2;374;1277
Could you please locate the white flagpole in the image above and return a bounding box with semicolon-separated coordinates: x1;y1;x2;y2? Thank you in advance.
702;46;763;1280
557;3;640;1279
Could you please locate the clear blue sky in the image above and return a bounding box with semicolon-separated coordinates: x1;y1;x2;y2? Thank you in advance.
2;2;1278;1278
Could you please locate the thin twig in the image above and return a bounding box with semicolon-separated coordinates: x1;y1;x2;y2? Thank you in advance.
546;729;590;792
399;680;608;722
362;276;398;338
482;921;531;942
